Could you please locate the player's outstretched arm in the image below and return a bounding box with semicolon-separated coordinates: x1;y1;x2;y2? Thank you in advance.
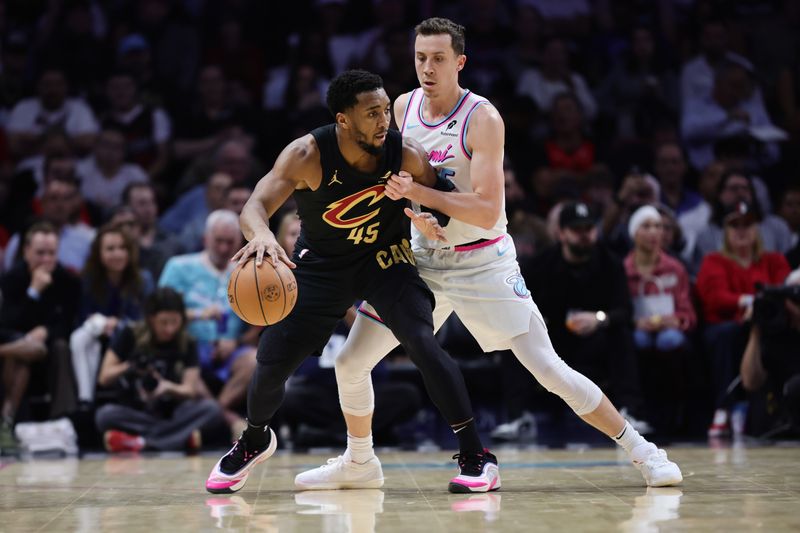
386;105;505;230
235;136;319;267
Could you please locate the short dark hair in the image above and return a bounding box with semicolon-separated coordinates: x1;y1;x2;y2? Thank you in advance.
326;70;384;116
43;152;74;177
24;221;58;246
121;181;154;205
415;17;466;55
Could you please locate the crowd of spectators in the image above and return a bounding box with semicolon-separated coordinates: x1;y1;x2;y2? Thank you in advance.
1;0;800;455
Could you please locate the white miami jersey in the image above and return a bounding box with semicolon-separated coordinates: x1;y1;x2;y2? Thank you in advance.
399;88;508;249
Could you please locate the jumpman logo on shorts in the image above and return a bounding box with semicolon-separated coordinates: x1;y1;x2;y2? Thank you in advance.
328;170;342;186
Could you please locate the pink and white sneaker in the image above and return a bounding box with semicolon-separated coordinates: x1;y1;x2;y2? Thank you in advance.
448;449;501;493
206;427;277;494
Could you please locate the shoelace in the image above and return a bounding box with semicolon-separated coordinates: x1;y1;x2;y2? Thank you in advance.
321;456;345;469
452;451;487;476
220;438;263;474
644;450;668;467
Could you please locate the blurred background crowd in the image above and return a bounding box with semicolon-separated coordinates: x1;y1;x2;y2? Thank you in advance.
1;0;799;456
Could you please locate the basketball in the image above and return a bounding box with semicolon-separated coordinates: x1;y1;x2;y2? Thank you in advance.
227;257;298;326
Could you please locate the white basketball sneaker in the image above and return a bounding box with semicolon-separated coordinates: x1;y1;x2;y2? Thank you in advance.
633;448;683;487
295;451;384;490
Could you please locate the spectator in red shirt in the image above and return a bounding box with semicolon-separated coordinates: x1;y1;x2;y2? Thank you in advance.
544;92;596;175
697;201;791;437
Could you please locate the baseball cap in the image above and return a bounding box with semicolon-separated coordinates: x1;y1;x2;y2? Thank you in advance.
559;201;597;229
117;34;149;57
722;201;759;225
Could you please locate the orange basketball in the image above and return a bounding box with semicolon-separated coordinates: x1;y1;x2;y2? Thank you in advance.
227;257;298;326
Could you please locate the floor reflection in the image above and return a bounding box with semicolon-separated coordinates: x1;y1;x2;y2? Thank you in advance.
451;493;502;522
17;457;79;485
206;495;278;532
295;489;384;533
619;487;683;533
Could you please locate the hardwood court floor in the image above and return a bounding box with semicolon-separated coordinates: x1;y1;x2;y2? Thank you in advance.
1;444;799;532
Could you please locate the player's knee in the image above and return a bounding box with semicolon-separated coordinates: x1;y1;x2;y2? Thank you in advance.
94;404;115;431
397;329;437;362
535;356;601;416
334;348;373;384
252;358;293;392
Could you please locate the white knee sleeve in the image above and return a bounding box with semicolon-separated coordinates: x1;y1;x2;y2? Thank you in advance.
335;348;376;417
334;311;401;416
510;315;603;416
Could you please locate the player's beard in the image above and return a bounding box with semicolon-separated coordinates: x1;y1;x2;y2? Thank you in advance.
357;139;385;157
355;128;386;157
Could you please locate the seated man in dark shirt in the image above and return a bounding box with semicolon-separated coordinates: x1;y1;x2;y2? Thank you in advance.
0;222;81;454
521;202;649;432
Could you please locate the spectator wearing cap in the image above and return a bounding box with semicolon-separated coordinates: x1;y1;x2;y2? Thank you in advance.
115;34;164;107
6;67;99;159
696;200;791;437
690;171;793;276
522;201;650;431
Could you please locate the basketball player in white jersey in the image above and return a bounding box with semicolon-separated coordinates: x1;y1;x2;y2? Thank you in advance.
296;17;682;492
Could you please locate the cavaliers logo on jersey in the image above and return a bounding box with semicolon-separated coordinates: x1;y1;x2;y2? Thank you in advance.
322;184;386;229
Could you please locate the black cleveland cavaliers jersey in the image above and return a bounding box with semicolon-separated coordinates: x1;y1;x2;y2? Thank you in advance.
294;124;411;265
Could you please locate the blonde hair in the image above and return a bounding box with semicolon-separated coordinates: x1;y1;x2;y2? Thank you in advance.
721;224;763;261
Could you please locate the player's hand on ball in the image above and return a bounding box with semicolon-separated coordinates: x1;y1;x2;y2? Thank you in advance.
386;171;416;201
232;234;296;269
405;208;447;242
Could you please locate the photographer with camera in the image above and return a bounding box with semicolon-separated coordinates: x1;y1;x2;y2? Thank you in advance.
697;201;791;437
95;287;225;452
740;269;800;437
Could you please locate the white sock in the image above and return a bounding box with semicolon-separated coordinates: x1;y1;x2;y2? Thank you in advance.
347;433;375;464
612;421;655;461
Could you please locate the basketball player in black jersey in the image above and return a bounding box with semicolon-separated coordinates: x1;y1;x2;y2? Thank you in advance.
206;70;496;494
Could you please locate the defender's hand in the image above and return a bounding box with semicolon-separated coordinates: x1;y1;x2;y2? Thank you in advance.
386;171;416;201
231;235;296;268
405;208;447;242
